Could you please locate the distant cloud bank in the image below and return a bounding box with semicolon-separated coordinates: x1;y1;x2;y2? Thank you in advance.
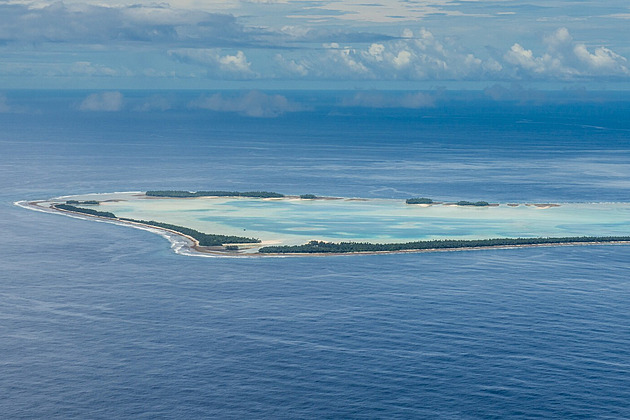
79;92;124;112
0;1;629;88
342;92;435;108
189;91;305;117
271;28;628;82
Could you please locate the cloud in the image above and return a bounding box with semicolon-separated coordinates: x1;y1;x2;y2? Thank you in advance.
342;91;435;108
70;62;119;77
168;49;256;78
504;28;629;79
189;91;304;117
0;3;163;43
275;28;502;80
483;84;547;102
321;43;370;76
504;44;543;73
273;54;308;77
218;51;252;74
134;95;172;112
0;1;394;49
0;93;30;113
79;91;124;111
272;27;628;82
2;0;628;87
0;94;12;113
292;0;491;23
241;0;289;3
573;45;628;73
0;58;131;81
0;2;256;46
276;25;395;44
604;13;630;20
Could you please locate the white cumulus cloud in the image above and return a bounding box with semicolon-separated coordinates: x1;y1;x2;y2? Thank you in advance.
273;54;309;76
573;44;628;72
168;49;257;79
276;28;499;81
79;91;124;111
504;27;629;79
189;91;304;117
261;27;629;83
217;51;252;74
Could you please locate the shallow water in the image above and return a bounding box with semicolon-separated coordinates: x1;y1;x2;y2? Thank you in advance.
2;91;630;418
46;193;630;246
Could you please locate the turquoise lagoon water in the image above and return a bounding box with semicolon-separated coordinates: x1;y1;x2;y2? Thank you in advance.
57;193;630;247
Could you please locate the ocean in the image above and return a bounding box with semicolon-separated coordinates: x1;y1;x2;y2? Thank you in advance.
1;90;630;418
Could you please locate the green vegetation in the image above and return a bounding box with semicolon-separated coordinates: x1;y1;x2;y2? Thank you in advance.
54;203;259;246
146;190;284;198
406;197;433;204
456;201;490;206
66;200;100;205
55;197;630;255
258;236;630;254
300;194;317;199
118;218;260;246
54;203;116;218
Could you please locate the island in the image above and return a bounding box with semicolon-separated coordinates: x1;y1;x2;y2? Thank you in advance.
15;190;630;257
146;190;285;198
406;197;434;205
455;200;490;207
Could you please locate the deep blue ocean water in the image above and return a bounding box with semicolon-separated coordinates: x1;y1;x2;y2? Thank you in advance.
1;90;630;418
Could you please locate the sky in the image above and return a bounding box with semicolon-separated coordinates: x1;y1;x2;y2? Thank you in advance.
1;0;629;90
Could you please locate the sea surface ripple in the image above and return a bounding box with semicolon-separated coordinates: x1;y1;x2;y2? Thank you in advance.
1;92;629;418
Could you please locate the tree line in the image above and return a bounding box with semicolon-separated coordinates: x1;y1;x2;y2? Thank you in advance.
66;200;100;205
54;203;116;218
117;218;260;246
146;190;285;198
258;236;630;254
456;201;490;207
53;203;259;246
406;198;434;204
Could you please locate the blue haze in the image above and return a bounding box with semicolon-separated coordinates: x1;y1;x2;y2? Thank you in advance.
1;91;630;418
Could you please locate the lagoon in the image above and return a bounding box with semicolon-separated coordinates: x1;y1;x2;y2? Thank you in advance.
34;192;630;252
